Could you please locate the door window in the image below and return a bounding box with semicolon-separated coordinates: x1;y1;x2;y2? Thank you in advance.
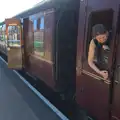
84;9;114;76
30;13;45;57
8;25;21;47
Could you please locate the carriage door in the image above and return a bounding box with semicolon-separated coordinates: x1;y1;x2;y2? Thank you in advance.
5;18;23;69
112;5;120;120
76;1;115;120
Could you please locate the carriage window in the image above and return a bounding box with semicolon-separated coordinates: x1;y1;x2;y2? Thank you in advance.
30;10;54;61
33;16;45;57
86;9;114;71
40;17;44;29
0;25;6;41
0;25;6;46
33;20;37;31
86;9;113;58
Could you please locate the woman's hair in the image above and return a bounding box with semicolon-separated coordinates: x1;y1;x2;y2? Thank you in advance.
92;24;107;37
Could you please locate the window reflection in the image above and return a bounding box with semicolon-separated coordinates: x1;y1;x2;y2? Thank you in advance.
40;17;44;29
33;20;37;31
30;15;45;57
8;26;21;47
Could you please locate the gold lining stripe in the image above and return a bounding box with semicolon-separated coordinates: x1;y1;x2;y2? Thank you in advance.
82;70;110;84
76;67;110;84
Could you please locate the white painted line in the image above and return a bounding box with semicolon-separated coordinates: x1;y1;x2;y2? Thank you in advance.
0;56;69;120
0;57;8;65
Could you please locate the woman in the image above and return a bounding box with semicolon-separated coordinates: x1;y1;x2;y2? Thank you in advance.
88;24;110;80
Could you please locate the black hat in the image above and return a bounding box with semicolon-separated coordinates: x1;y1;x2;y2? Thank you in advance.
92;24;107;37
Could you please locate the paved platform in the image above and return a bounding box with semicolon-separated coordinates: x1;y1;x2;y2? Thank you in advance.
0;57;68;120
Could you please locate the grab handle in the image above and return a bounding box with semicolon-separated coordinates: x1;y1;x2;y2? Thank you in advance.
115;65;120;85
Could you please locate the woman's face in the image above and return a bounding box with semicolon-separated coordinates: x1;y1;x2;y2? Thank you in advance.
96;32;108;43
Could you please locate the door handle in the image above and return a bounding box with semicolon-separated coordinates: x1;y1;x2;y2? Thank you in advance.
115;65;120;85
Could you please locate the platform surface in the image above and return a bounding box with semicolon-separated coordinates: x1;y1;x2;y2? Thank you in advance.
0;58;63;120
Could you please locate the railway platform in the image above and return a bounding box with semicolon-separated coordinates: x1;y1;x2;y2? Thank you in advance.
0;57;69;120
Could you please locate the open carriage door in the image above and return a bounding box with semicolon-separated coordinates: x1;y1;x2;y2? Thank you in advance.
5;18;23;69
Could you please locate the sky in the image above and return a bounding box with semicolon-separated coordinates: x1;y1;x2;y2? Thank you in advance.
0;0;43;22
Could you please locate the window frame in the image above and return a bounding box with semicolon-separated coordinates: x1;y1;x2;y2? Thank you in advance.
29;9;55;62
30;12;45;58
85;8;114;58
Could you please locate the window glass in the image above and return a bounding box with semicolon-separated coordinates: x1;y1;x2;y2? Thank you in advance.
32;16;44;57
8;25;21;47
40;16;44;29
33;19;37;31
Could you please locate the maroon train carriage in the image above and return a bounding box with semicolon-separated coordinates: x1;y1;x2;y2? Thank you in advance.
0;0;120;120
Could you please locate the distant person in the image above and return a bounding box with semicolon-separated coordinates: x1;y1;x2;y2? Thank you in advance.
88;24;110;80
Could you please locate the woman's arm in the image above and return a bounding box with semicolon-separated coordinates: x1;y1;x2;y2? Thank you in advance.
88;40;108;79
88;40;101;74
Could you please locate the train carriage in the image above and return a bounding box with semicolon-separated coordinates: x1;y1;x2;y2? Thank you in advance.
0;0;120;120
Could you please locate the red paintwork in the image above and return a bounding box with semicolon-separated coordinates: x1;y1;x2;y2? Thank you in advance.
27;55;54;88
76;74;109;120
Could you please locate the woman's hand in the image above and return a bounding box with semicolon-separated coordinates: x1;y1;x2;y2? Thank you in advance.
99;70;108;80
